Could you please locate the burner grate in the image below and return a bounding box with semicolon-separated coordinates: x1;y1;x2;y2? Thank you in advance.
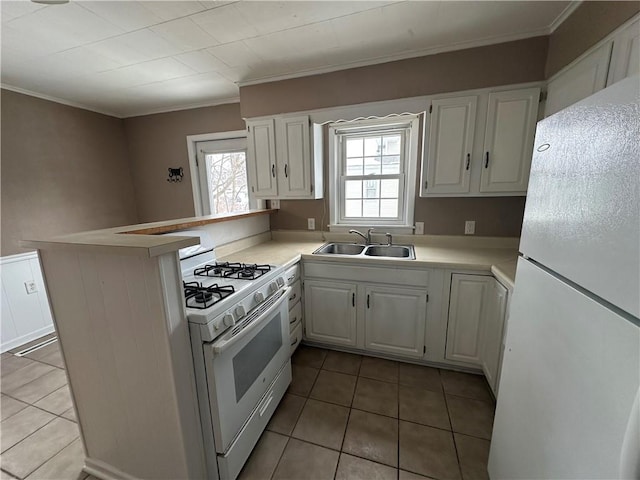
194;262;271;280
183;281;235;309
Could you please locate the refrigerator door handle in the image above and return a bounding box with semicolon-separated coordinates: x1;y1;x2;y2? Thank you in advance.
619;386;640;478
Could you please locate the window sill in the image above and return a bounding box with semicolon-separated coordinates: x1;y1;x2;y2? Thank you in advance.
328;224;415;235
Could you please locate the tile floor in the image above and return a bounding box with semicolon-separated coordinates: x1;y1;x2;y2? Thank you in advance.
238;345;495;480
1;340;495;480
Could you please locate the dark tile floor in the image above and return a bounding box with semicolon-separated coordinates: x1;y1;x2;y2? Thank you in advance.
238;345;496;480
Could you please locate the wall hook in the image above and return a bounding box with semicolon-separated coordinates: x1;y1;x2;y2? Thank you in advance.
167;167;183;182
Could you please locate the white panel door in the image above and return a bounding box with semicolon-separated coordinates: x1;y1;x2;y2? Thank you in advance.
489;259;640;479
480;278;507;395
424;95;477;194
446;274;490;365
607;18;640;85
277;115;312;198
246;119;278;198
545;42;613;116
480;87;540;193
304;280;357;347
364;285;427;358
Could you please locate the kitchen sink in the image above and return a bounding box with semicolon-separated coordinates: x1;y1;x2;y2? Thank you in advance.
312;243;415;260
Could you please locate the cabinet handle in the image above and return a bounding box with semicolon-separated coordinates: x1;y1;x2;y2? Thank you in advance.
367;294;370;308
289;293;296;301
287;275;295;282
466;153;470;170
271;164;276;177
352;293;355;307
284;164;289;178
484;152;489;168
291;337;299;346
289;316;297;324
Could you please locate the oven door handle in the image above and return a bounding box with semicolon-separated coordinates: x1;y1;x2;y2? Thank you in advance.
211;286;291;355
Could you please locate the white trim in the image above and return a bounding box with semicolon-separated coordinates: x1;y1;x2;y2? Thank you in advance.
0;251;38;265
548;1;582;33
1;325;55;354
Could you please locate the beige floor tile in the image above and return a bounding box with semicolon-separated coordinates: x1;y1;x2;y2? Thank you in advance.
35;348;65;369
322;351;362;376
292;399;349;450
399;470;432;480
440;370;492;402
61;407;78;423
238;431;288;480
1;362;55;392
24;343;59;363
291;345;327;369
446;395;494;440
267;393;306;435
359;357;398;383
272;438;339;480
1;406;56;453
399;385;450;430
309;370;356;407
1;354;35;378
6;368;67;404
342;409;398;467
1;395;28;421
288;364;319;397
335;453;397;480
1;417;79;478
399;421;461;480
352;377;398;417
25;437;85;480
399;363;442;392
454;433;490;480
34;385;73;415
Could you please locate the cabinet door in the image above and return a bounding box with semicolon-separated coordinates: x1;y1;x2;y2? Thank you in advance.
607;18;640;86
480;87;540;193
304;280;357;347
545;42;612;117
277;115;312;198
480;278;508;395
246;119;278;198
423;96;477;194
446;274;491;365
364;285;427;358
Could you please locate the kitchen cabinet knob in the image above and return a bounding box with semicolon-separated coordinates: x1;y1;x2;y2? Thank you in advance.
466;153;470;170
484;152;489;168
271;164;276;177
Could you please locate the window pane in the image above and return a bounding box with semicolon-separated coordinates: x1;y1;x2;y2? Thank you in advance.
364;157;381;175
380;179;399;198
364;137;381;157
363;179;379;198
345;180;362;199
381;155;400;174
383;135;401;155
346;157;363;176
346;138;363;158
206;151;249;214
363;199;380;217
345;200;362;217
380;199;398;217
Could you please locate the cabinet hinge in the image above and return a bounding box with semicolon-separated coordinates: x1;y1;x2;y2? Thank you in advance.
429;104;433;114
539;91;548;102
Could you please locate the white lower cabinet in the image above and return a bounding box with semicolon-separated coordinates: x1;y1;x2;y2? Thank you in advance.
364;285;427;358
303;279;357;347
480;278;508;394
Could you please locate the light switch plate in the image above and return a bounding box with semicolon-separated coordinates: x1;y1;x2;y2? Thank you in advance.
415;222;424;235
270;199;280;209
24;281;37;294
307;218;316;230
465;220;476;235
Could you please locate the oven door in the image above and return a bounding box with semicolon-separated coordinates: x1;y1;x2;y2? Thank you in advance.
203;287;291;453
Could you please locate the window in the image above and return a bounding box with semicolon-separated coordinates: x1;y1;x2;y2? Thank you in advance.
329;116;419;232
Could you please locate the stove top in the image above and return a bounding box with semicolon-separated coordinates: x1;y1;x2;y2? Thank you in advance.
194;262;271;281
183;281;235;310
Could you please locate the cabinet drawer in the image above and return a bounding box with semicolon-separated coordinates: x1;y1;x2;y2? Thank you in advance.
288;301;302;333
284;264;300;285
290;321;302;355
304;262;429;287
288;280;301;310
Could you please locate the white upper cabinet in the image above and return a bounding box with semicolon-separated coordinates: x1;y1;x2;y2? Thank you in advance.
424;95;478;194
607;17;640;86
246;114;323;200
480;87;540;193
545;42;613;117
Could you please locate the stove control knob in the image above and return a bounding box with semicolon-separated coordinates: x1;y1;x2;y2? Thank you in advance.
223;314;235;327
276;277;285;287
269;281;278;293
235;305;246;318
254;292;265;303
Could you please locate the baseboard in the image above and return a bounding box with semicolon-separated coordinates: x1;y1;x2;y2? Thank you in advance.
1;325;55;353
83;457;141;480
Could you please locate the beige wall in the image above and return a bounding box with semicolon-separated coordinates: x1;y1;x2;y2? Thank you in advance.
546;1;640;77
123;103;245;223
240;36;548;118
1;89;138;256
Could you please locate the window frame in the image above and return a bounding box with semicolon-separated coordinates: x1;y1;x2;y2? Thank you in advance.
328;115;420;234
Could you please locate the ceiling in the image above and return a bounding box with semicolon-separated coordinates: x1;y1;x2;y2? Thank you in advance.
1;1;575;118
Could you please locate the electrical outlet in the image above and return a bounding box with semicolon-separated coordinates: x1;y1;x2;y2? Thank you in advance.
464;220;476;235
270;199;280;209
307;218;316;230
24;281;37;295
415;222;424;235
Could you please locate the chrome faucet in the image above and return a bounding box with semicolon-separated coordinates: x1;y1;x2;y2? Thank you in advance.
385;233;393;246
349;228;375;245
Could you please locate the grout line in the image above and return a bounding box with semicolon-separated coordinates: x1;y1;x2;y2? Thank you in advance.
268;436;290;480
443;388;465;480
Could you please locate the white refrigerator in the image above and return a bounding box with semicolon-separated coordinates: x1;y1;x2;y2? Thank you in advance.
489;75;640;479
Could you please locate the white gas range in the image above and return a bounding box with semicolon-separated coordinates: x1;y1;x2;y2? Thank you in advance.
178;233;292;480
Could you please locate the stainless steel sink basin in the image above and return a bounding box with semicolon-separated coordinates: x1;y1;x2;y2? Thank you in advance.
312;242;415;260
314;243;366;255
364;245;415;259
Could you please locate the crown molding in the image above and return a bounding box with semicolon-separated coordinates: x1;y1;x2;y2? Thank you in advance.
121;96;241;119
549;1;582;33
